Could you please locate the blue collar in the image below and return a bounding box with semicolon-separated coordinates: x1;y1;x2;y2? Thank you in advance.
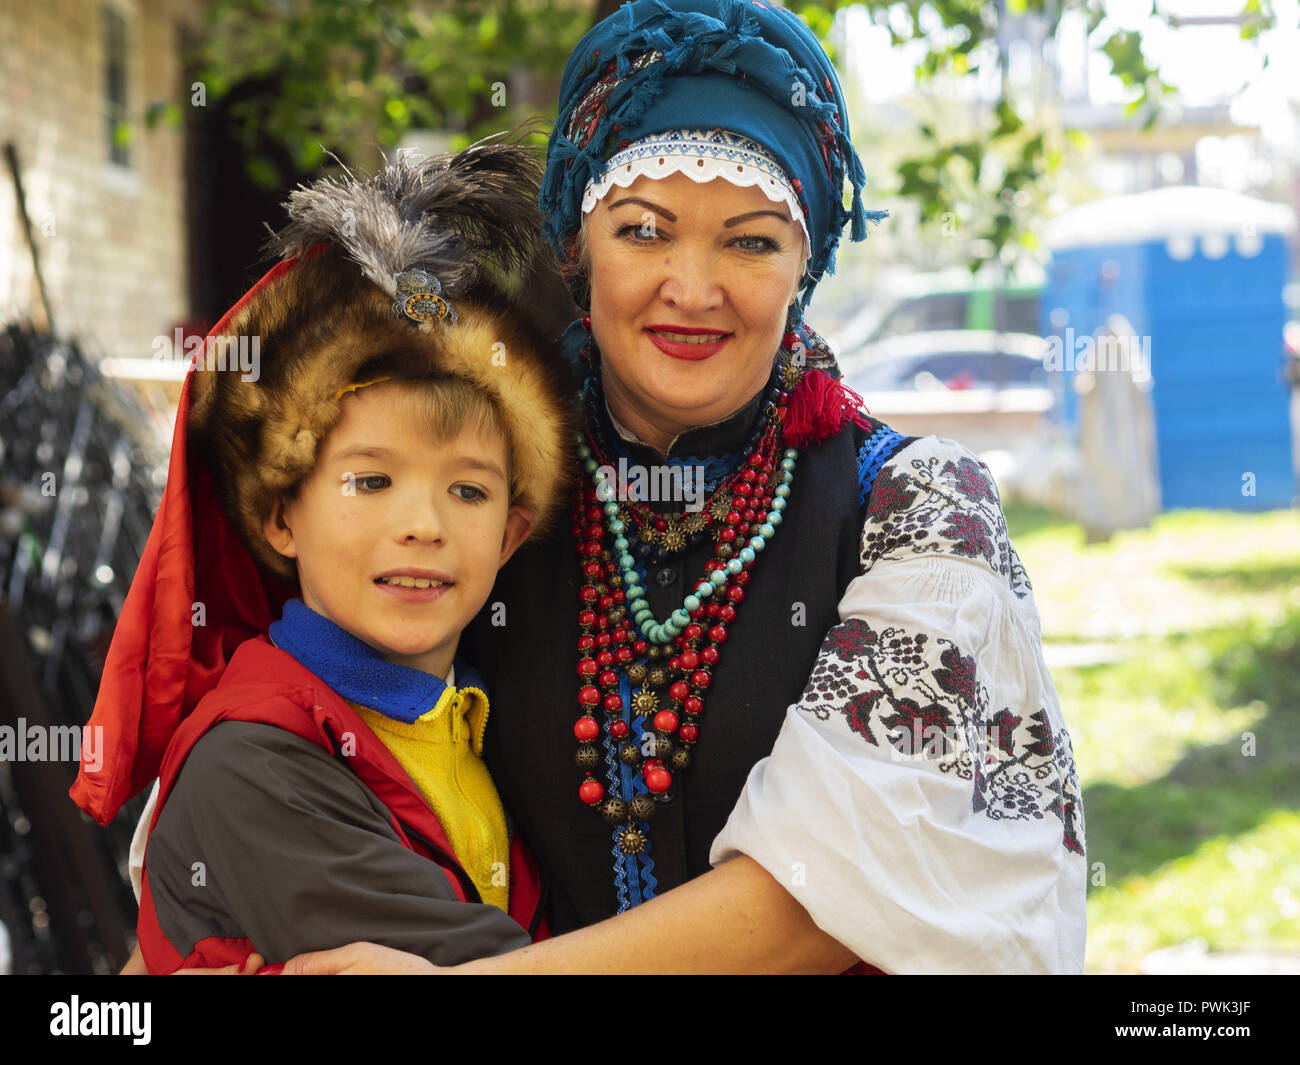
268;598;484;725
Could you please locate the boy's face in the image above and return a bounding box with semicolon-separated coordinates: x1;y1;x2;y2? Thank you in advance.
263;382;532;679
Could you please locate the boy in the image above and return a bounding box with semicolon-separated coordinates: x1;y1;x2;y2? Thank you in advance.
71;141;574;972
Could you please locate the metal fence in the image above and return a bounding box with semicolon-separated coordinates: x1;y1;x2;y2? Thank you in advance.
0;323;166;974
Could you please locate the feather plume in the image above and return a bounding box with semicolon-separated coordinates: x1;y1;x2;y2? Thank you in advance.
266;134;547;300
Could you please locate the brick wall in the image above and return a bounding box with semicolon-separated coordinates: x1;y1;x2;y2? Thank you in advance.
0;0;199;362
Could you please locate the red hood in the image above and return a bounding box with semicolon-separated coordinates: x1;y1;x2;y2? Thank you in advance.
70;259;301;825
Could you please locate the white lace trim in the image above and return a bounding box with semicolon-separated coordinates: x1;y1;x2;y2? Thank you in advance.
582;128;811;256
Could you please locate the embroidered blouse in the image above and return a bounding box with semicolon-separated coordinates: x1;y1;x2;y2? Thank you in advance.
709;433;1087;973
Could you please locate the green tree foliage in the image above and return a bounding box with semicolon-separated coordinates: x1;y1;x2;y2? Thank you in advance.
184;0;1283;264
193;0;589;182
795;0;1286;270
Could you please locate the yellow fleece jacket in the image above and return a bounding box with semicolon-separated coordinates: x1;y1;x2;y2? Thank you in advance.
349;670;509;912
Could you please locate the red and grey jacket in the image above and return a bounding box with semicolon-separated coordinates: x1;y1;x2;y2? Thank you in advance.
138;634;549;973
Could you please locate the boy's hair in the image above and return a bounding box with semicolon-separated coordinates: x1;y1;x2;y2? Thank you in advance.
385;375;515;491
280;373;515;506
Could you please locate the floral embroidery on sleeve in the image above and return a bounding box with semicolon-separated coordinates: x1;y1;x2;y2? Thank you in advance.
797;617;1085;856
860;442;1033;600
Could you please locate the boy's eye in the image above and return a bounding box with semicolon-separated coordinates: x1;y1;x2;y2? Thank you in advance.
453;484;489;504
347;474;390;494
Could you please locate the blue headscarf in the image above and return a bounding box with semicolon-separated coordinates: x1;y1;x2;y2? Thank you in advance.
540;0;887;319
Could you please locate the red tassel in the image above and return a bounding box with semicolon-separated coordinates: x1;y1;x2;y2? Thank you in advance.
783;368;871;447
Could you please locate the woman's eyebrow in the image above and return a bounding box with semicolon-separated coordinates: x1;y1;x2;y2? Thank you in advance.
722;209;791;227
607;197;788;227
609;196;677;222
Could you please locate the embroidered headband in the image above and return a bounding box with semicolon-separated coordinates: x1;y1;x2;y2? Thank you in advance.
581;128;812;259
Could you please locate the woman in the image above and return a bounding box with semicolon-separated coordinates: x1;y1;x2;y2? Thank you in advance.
271;0;1085;974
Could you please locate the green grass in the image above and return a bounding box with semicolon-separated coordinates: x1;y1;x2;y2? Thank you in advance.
1002;502;1300;972
1054;635;1268;790
1005;503;1300;642
1086;813;1300;967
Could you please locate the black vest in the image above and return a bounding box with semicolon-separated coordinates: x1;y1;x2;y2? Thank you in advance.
469;388;905;933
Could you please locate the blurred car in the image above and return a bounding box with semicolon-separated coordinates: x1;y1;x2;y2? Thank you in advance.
863;285;1041;345
826;267;1044;357
843;331;1066;508
842;330;1051;393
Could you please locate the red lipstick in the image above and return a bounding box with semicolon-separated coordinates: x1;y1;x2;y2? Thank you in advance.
644;324;731;361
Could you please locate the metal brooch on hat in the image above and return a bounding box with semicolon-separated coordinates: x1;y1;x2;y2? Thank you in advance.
393;268;457;325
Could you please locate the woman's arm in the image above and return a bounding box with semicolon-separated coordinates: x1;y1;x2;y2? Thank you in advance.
283;855;858;974
459;854;857;973
709;436;1088;973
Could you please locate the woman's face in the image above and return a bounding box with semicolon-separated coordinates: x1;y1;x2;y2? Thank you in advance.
586;170;806;451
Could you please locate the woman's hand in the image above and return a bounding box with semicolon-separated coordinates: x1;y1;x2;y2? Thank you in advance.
280;942;440;975
164;944;438;975
121;944;266;974
174;953;266;975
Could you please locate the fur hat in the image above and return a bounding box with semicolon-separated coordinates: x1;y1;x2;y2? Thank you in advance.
189;138;576;584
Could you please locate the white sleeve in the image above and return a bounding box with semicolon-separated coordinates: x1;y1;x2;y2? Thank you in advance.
709;436;1087;974
128;779;161;903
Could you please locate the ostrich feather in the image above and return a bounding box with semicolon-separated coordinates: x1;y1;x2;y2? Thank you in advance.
266;135;547;300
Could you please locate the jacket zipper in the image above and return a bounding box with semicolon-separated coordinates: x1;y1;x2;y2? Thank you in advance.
448;694;505;905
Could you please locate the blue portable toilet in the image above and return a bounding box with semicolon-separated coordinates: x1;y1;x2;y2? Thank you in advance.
1042;186;1296;510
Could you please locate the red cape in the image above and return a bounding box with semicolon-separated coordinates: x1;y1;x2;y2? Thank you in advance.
70;259;300;825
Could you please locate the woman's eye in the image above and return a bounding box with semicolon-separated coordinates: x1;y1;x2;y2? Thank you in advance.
453;484;489;504
616;222;659;243
347;474;390;494
734;233;781;253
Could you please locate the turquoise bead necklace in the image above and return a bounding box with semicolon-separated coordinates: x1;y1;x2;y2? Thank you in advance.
576;435;797;646
570;369;801;852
